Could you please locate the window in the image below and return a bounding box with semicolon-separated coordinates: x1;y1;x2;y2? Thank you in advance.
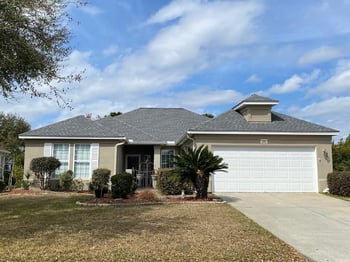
74;144;91;179
161;149;174;168
53;144;69;177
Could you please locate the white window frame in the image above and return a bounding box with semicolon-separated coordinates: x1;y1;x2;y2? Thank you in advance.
125;154;141;172
73;143;99;180
52;143;70;177
160;149;175;168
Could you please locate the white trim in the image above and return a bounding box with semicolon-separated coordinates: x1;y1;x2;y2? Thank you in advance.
233;101;278;110
187;131;338;136
19;136;126;140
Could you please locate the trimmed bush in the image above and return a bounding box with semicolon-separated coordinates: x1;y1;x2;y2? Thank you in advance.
59;170;73;191
157;168;193;195
30;157;61;190
91;168;111;198
328;172;350;197
111;172;135;199
48;179;60;191
0;180;6;192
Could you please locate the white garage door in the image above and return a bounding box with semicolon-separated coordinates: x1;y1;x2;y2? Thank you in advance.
212;146;317;192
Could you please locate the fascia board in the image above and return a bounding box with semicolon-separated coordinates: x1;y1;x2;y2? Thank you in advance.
19;136;127;140
187;131;339;136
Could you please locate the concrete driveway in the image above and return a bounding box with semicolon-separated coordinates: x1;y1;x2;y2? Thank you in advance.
217;193;350;262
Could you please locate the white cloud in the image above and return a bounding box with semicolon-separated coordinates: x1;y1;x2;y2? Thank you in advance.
295;96;350;140
298;46;341;65
246;74;261;83
113;0;263;93
80;5;103;16
102;45;119;56
310;59;350;96
264;70;320;95
146;0;201;24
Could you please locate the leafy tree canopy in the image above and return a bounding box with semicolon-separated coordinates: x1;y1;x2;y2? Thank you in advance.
202;113;214;118
0;112;30;156
109;112;123;117
0;0;84;106
333;135;350;171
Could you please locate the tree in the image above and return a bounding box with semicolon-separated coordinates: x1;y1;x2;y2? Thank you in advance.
202;113;214;118
109;112;123;117
0;113;30;188
0;113;30;155
333;135;350;171
174;145;228;199
0;0;83;106
30;157;61;190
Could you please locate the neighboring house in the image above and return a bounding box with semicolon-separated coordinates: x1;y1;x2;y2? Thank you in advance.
0;145;10;180
19;95;338;192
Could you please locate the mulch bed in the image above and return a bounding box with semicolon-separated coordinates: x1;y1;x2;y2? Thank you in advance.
1;189;224;205
82;191;224;205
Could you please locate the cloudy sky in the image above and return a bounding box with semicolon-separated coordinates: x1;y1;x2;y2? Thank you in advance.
1;0;350;140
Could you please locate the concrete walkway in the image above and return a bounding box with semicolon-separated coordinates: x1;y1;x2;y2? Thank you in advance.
217;193;350;262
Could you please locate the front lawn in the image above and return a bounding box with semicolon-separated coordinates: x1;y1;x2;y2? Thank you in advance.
0;194;306;261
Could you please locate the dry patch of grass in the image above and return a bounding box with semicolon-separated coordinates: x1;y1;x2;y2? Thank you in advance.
0;194;306;261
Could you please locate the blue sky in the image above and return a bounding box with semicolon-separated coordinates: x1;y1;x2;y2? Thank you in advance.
1;0;350;140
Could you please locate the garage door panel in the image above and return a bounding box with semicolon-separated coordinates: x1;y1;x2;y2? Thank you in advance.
212;146;317;192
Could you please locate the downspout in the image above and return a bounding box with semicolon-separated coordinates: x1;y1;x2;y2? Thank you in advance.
114;140;126;175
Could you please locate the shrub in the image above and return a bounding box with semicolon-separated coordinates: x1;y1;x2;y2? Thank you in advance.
22;180;30;190
328;172;350;197
72;178;84;192
111;172;135;199
91;168;111;198
30;157;61;190
137;189;160;202
0;180;6;192
48;179;60;191
59;170;73;191
157;168;193;195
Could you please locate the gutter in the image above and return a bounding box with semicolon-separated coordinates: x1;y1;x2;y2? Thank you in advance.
187;131;339;136
18;136;127;140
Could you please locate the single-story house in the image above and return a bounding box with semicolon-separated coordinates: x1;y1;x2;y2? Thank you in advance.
19;94;338;192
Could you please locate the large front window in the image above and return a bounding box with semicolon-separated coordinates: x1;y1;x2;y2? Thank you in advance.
74;144;91;179
53;144;69;177
161;149;174;168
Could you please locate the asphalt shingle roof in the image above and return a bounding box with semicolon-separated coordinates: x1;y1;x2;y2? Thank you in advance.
21;108;210;143
20;96;337;142
191;110;337;133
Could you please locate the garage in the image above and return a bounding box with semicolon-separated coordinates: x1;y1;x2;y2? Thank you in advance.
212;146;318;192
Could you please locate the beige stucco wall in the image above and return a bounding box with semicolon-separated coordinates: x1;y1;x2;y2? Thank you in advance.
192;134;334;192
23;139;124;182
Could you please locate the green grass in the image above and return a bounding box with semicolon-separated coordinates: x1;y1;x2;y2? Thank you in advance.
0;194;306;261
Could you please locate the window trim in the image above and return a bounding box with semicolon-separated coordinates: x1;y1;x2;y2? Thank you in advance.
160;149;175;169
73;144;92;180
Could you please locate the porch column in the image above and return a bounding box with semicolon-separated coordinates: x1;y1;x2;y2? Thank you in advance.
153;145;161;170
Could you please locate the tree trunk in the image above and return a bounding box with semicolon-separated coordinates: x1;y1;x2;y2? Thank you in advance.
195;174;209;199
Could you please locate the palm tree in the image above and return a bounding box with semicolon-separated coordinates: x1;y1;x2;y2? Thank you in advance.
174;145;228;199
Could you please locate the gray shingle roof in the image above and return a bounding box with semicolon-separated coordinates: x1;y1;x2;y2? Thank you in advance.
191;109;337;133
21;108;209;143
97;108;209;143
20;96;337;142
20;115;125;138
